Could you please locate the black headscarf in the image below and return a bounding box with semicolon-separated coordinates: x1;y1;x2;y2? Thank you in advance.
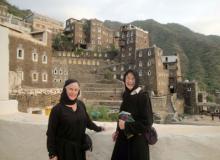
60;79;80;105
122;69;139;99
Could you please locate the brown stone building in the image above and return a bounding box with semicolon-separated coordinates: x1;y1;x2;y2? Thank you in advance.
64;18;116;52
135;46;169;96
24;12;64;34
176;81;198;114
87;19;114;52
65;18;87;49
162;54;182;93
7;24;53;88
119;24;149;66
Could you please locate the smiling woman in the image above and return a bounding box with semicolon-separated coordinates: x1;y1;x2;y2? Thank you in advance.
46;79;105;160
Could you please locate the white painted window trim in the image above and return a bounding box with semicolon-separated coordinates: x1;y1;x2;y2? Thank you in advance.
42;73;48;82
32;52;38;62
17;48;24;60
42;55;47;64
32;72;38;82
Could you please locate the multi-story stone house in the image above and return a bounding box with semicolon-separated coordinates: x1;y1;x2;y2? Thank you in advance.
64;18;87;49
24;12;64;34
162;54;182;93
87;19;114;52
176;81;198;114
135;46;169;96
119;24;149;66
64;18;117;52
5;23;53;88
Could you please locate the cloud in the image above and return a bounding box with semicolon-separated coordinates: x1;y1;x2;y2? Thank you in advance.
7;0;220;36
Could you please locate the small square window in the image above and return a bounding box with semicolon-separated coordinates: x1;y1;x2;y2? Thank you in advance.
42;73;48;82
32;72;38;81
17;48;24;59
42;55;47;64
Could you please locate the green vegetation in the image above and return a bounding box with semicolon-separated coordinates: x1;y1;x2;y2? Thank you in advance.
0;0;32;18
86;105;118;121
52;33;73;51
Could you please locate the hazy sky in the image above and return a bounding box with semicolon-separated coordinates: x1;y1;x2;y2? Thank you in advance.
7;0;220;36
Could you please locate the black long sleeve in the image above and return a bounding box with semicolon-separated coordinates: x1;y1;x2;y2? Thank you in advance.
46;105;60;157
80;101;102;132
124;92;153;135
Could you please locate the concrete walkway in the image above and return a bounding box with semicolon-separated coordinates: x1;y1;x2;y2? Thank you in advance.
1;113;220;160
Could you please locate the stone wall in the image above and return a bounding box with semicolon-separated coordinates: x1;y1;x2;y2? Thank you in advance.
151;96;167;121
9;89;61;112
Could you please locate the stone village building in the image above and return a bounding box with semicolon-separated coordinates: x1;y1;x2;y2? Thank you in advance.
0;23;53;88
64;18;119;52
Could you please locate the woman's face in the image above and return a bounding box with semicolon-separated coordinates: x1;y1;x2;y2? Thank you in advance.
125;72;135;90
65;82;80;100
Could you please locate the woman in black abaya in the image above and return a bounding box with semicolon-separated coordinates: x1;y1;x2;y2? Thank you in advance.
46;79;104;160
111;69;153;160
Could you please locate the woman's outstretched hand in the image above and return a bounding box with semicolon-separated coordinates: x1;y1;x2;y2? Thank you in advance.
112;131;119;142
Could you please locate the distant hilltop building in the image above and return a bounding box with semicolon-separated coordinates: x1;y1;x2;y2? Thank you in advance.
24;12;64;34
0;5;63;34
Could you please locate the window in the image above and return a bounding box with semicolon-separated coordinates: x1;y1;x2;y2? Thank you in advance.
148;50;151;56
139;70;142;77
42;55;47;64
42;73;48;82
139;61;143;67
54;68;58;74
32;72;38;81
121;53;125;57
120;74;123;79
113;66;116;71
59;69;63;75
113;74;117;79
129;47;132;52
139;51;142;57
17;48;24;59
148;70;151;76
96;61;100;66
32;52;38;62
148;60;151;66
121;66;124;71
129;52;132;56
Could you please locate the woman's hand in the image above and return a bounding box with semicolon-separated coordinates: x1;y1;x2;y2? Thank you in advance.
50;156;58;160
100;126;105;131
119;119;125;130
112;131;118;141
